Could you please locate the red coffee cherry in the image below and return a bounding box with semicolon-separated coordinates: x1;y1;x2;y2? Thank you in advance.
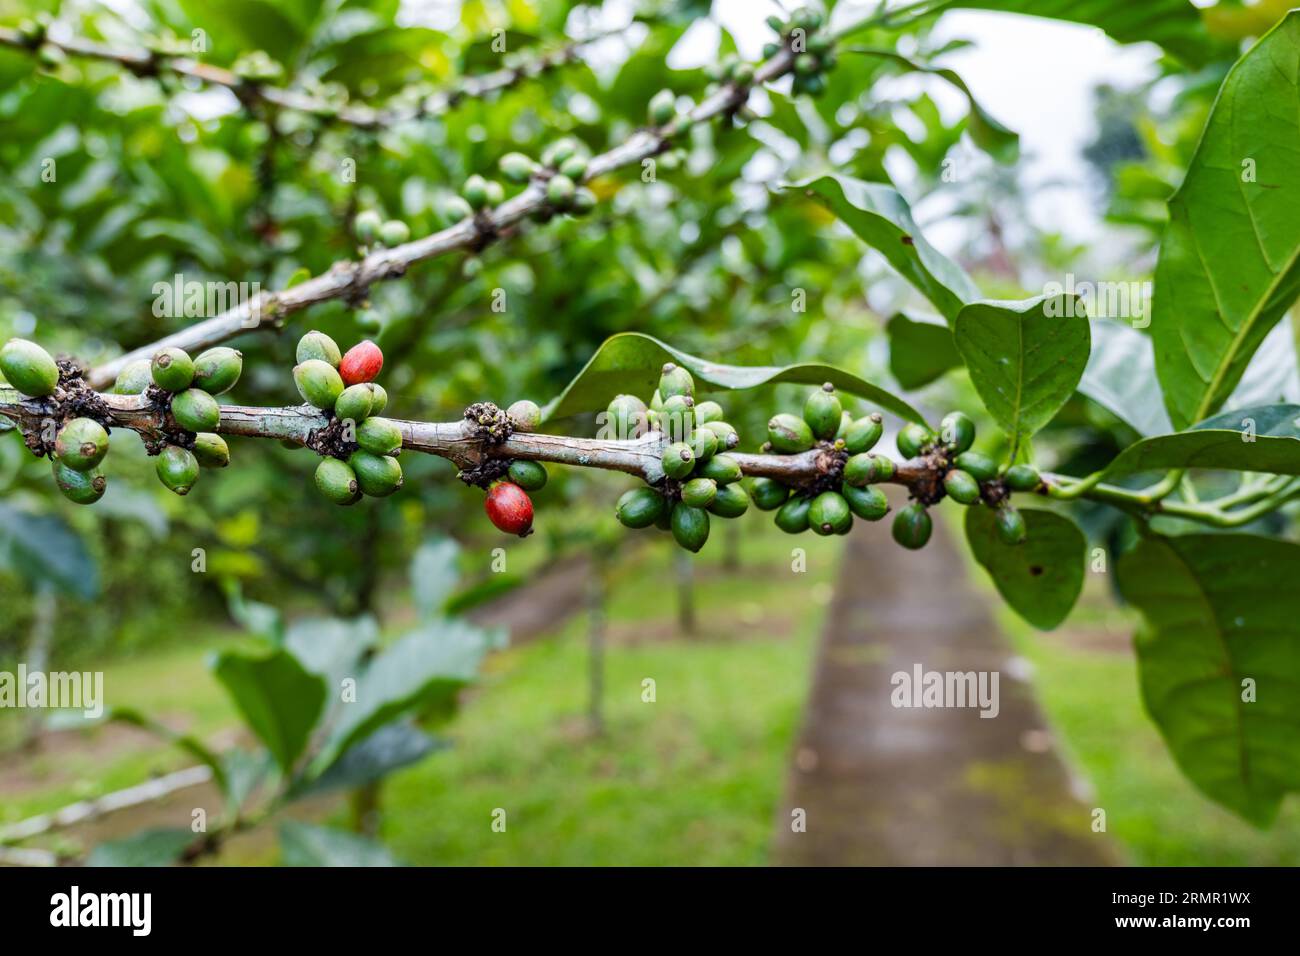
339;340;384;385
485;481;534;537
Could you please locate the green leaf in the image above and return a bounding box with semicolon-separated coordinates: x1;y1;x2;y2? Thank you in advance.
211;646;327;774
886;312;962;389
279;821;399;867
296;722;441;797
784;174;980;323
410;538;461;621
542;332;927;425
1117;533;1300;825
1102;404;1300;478
937;0;1223;67
964;507;1085;630
1152;13;1300;429
0;503;98;599
1077;320;1172;437
311;621;489;772
953;295;1089;452
843;48;1018;161
86;828;194;867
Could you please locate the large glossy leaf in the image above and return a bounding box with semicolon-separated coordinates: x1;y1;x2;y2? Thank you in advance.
964;507;1085;630
542;332;927;425
953;295;1089;452
86;828;193;867
1102;404;1300;477
844;48;1018;160
296;721;441;797
410;538;461;621
1117;533;1300;825
886;312;962;389
211;646;327;774
1077;321;1172;437
279;821;399;867
1152;13;1300;429
312;620;490;771
783;174;980;323
0;503;98;599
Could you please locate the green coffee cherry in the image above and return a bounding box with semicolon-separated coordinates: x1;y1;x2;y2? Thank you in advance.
1004;464;1041;492
995;504;1028;545
192;347;243;395
294;359;345;409
765;15;785;33
156;445;200;496
507;399;542;432
441;195;474;224
355;210;382;244
570;188;597;216
315;457;361;505
546;174;576;207
731;62;755;85
809;491;852;536
768;413;814;453
844;414;884;454
542;137;578;167
649;88;676;125
943;469;982;505
953;451;998;482
192;433;230;468
842;483;888;521
694;400;724;425
296;330;342;367
803;383;842;441
809;33;834;55
380;220;410;247
702;420;739;449
843;452;894;487
559;154;588;180
616;487;666;529
749;477;790;511
696;453;742;485
689;428;718;461
649;389;664;411
507;460;548;491
775;495;812;534
662;441;695;479
499;152;539;183
681;477;718;508
355;417;403;456
671;502;710;553
54;418;109;471
113;359;153;395
171;388;221;432
335;383;375;423
896;422;935;459
369;384;389;414
763;42;781;59
892;502;932;550
794;53;819;77
151;347;194;391
0;338;59;397
349;450;403;496
709;482;750;518
658;362;695;400
606;394;649;439
53;460;106;505
940;411;976;454
463;174;491;210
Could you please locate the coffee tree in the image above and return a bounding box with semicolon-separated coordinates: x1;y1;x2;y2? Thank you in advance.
3;0;1300;859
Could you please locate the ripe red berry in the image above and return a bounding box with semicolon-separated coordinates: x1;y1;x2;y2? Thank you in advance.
339;340;384;385
485;481;534;537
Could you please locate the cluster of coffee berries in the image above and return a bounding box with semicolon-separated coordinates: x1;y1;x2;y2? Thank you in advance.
354;210;411;249
763;7;837;97
706;55;756;89
749;384;891;538
292;331;403;504
608;364;748;552
479;399;547;539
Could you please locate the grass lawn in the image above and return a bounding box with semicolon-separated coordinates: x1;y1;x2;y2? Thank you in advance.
990;575;1300;866
380;521;842;865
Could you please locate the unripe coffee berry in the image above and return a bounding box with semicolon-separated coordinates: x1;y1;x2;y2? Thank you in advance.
54;417;109;471
151;347;195;391
0;338;60;397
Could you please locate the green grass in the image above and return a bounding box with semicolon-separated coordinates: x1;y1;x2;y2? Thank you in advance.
380;523;842;866
992;577;1300;866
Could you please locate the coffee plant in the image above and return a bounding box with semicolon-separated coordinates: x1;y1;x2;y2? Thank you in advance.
3;0;1300;862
